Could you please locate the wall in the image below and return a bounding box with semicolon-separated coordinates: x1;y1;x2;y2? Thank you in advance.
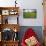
0;0;44;26
0;0;15;7
18;0;43;26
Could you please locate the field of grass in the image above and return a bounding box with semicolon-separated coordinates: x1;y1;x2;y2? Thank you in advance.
23;11;37;18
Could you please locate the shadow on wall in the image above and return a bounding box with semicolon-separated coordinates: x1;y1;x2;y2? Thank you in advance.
18;26;44;44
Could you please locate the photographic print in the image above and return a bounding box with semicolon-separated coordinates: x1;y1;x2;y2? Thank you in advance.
23;9;37;18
